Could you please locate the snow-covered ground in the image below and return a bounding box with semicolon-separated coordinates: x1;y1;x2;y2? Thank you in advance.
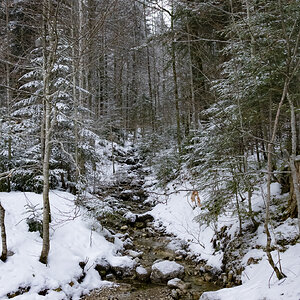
0;191;135;300
149;182;300;300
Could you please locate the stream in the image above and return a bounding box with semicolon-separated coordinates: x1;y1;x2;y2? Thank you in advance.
81;148;221;299
81;198;220;300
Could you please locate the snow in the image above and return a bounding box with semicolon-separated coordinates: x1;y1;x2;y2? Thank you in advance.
136;266;148;275
0;191;134;299
151;260;184;276
123;212;136;223
149;181;300;300
150;187;221;269
201;244;300;300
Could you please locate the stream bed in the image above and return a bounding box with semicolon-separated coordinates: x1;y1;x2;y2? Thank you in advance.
81;150;221;299
81;199;220;300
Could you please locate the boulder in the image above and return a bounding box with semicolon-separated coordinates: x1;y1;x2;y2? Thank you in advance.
150;260;185;283
95;257;111;278
136;212;154;223
167;278;189;290
110;258;137;278
123;237;134;249
135;221;146;229
126;250;143;258
123;212;137;224
136;266;150;282
120;225;128;231
120;190;134;201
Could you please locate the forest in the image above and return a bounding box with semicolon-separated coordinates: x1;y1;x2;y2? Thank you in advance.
0;0;299;299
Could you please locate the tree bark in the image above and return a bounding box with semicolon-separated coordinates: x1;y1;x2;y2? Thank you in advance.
5;0;12;192
39;97;51;264
39;0;57;264
287;94;300;235
170;2;181;153
0;202;7;262
265;79;289;280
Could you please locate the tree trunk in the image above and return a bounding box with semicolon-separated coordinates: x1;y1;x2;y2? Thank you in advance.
265;79;289;280
287;94;300;234
39;75;52;265
5;0;11;192
0;202;7;262
170;4;181;153
186;21;196;134
39;0;57;264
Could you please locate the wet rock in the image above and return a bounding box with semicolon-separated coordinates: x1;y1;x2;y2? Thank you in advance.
125;157;137;165
111;260;137;278
95;257;111;278
135;222;146;229
167;278;191;291
175;255;183;261
106;273;115;280
171;289;179;299
120;190;134;201
123;237;134;249
136;266;150;282
227;270;233;283
136;212;154;223
123;212;137;224
150;260;185;283
126;250;143;258
146;227;156;237
106;236;115;243
203;273;213;282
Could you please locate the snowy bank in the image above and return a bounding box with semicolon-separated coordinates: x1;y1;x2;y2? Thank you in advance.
149;183;300;300
200;243;300;300
0;191;134;299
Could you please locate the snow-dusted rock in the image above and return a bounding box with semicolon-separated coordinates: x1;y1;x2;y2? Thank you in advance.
120;190;134;201
167;278;189;290
150;260;185;283
95;257;111;272
136;212;154;223
123;237;134;249
124;211;137;223
136;266;150;282
199;291;221;300
126;250;143;258
110;256;137;278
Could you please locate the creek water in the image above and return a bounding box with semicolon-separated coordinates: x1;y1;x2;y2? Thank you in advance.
82;199;220;300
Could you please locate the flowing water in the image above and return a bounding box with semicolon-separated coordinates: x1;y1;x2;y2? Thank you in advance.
82;199;220;300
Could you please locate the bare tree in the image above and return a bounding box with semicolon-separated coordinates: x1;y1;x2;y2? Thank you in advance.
39;0;58;264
